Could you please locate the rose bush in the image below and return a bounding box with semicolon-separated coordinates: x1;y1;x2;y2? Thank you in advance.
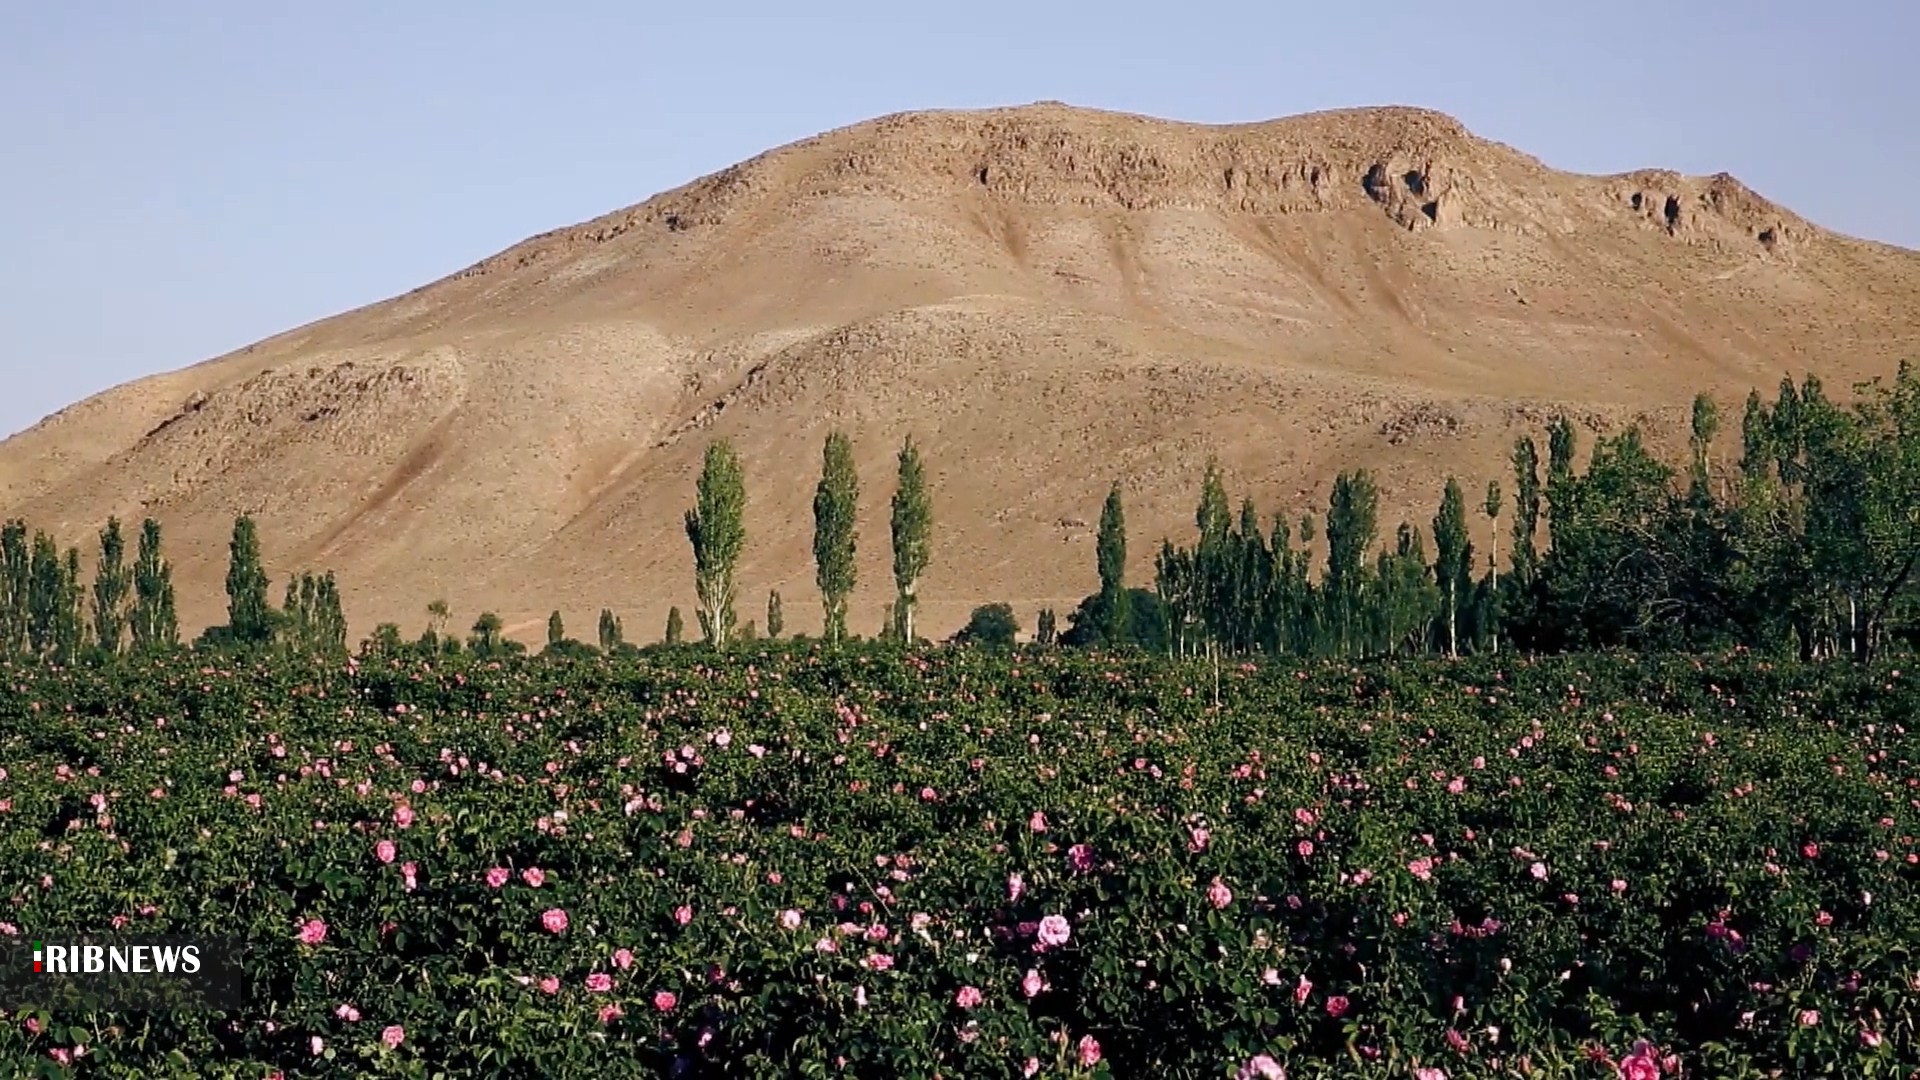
0;646;1916;1077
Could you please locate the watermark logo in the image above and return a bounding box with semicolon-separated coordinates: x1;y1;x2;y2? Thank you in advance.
4;937;244;1011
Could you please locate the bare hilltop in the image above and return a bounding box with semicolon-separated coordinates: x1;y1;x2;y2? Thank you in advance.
5;102;1917;641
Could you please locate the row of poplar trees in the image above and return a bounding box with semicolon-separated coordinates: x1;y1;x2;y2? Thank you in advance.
0;513;348;665
1079;362;1918;662
0;518;179;664
678;433;932;646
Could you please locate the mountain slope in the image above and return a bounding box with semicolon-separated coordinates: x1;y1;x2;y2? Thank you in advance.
6;102;1918;641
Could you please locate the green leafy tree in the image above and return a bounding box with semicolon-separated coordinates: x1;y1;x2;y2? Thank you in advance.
685;441;747;645
26;531;62;660
1690;392;1721;501
952;603;1019;649
225;515;273;646
1;520;29;656
812;431;859;644
598;609;624;652
468;612;507;656
1483;481;1503;654
130;519;178;651
1035;607;1057;646
889;437;932;644
1432;477;1473;657
665;606;685;645
766;589;784;639
1324;470;1379;656
1096;481;1129;645
547;611;566;648
91;518;131;656
57;546;86;662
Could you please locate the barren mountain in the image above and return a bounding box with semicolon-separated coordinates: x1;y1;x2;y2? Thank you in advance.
5;103;1918;642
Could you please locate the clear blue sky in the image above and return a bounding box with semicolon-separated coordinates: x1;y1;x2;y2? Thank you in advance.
2;1;1914;438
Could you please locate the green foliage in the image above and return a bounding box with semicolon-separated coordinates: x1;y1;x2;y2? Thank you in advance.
129;519;177;652
686;440;747;646
1062;587;1168;653
547;610;566;647
597;609;625;653
665;605;685;645
1324;470;1379;656
90;517;131;656
224;514;274;647
952;602;1020;648
1;649;1917;1076
1432;477;1472;657
812;430;859;644
1096;481;1129;645
1035;606;1058;646
767;589;784;640
890;436;932;643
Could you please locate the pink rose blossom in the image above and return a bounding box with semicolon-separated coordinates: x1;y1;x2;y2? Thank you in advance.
1021;969;1044;998
485;867;510;888
541;908;569;934
295;919;327;945
653;990;677;1012
1207;877;1234;909
380;1025;404;1049
374;839;396;864
521;867;545;887
586;973;613;992
1036;914;1071;947
1077;1034;1102;1066
955;985;983;1008
1237;1055;1286;1080
613;948;634;970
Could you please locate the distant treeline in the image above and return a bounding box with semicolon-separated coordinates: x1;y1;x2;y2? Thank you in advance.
3;363;1915;665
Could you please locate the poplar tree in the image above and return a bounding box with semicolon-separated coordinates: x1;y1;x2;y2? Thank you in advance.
1;520;28;656
547;611;566;648
57;546;86;663
685;441;746;645
889;436;931;644
812;431;858;644
766;589;784;639
665;606;685;645
26;532;61;660
1323;470;1378;656
225;515;272;646
91;518;131;656
131;519;178;651
598;609;624;652
1483;480;1503;654
1096;481;1129;645
1432;477;1472;657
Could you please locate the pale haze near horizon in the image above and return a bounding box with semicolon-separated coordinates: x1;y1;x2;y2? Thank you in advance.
1;1;1914;440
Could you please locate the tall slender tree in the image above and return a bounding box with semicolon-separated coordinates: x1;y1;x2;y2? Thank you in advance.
225;515;273;646
1432;477;1473;657
1483;480;1503;654
26;532;62;660
598;609;624;652
130;519;178;651
1096;481;1129;645
665;606;685;645
1690;392;1721;501
58;546;86;662
547;611;566;648
1324;470;1379;656
91;518;131;656
685;440;747;645
889;436;932;644
767;589;784;639
812;431;859;643
1;519;29;656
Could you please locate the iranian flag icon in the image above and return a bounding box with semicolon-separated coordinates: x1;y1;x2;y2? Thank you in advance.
33;943;43;973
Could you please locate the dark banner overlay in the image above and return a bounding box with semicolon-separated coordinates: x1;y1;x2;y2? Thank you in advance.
0;937;247;1012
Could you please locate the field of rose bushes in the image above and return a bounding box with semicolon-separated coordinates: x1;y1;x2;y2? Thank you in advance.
1;645;1918;1078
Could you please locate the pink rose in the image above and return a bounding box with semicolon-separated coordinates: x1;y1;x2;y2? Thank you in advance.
380;1025;404;1049
485;867;510;889
1077;1035;1102;1067
521;867;545;887
1036;914;1071;947
374;839;396;864
295;918;326;945
541;908;568;934
653;990;677;1012
1207;877;1234;909
955;985;983;1008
